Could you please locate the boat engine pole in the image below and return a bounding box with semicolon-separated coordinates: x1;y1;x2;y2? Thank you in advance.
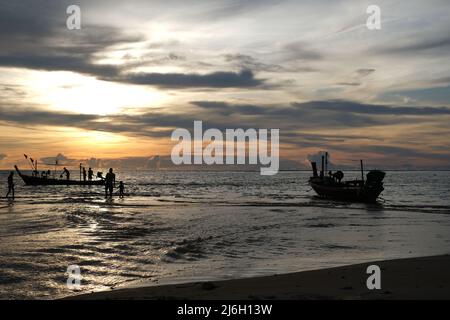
311;162;318;178
360;159;365;184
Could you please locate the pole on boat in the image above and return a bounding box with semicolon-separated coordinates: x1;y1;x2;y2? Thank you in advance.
360;159;364;183
325;152;328;174
320;155;324;179
24;154;34;172
24;154;38;176
79;163;82;181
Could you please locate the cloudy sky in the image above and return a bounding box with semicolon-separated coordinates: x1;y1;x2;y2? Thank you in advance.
1;0;450;169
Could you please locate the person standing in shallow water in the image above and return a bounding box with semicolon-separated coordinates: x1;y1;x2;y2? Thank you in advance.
119;181;125;198
6;171;14;199
105;168;116;198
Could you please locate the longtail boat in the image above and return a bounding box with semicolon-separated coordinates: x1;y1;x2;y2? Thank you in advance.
308;153;385;203
14;165;105;186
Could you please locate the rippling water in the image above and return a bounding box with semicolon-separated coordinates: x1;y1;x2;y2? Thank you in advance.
1;170;450;299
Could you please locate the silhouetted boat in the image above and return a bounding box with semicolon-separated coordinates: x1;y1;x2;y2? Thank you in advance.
14;165;104;186
309;153;385;203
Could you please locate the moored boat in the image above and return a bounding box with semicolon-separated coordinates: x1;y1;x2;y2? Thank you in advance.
14;165;105;186
308;153;385;203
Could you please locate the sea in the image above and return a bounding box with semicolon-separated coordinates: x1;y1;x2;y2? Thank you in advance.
0;170;450;299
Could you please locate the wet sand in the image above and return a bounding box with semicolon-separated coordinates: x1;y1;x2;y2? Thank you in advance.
66;254;450;300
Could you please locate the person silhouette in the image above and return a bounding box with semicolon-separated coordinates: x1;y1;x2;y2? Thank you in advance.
332;170;344;183
6;171;14;199
63;167;70;180
105;168;116;198
82;167;87;182
88;167;93;181
119;181;125;198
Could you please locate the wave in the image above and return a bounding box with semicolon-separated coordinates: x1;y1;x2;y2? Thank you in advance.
163;237;209;261
4;192;450;215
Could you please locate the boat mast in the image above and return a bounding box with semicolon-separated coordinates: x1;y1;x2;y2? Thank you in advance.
23;154;37;176
360;159;364;183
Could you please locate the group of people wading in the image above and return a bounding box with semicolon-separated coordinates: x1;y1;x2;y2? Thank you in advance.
5;167;125;200
67;166;124;198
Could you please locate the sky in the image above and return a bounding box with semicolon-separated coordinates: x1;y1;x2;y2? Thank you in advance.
1;0;450;169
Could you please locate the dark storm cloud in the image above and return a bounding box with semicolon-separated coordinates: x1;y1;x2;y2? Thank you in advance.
0;102;241;138
3;99;449;140
279;134;371;150
0;1;62;38
191;100;450;129
0;106;99;126
0;54;119;78
119;69;264;88
299;100;450;116
0;1;144;79
0;53;265;89
191;101;266;116
282;131;382;143
0;1;266;89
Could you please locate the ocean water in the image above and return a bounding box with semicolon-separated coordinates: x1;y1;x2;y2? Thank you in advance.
0;170;450;299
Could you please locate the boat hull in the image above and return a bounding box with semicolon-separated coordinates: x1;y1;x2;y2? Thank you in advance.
309;179;383;203
14;165;104;186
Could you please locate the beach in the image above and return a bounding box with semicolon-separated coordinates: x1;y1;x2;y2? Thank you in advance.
66;255;450;300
